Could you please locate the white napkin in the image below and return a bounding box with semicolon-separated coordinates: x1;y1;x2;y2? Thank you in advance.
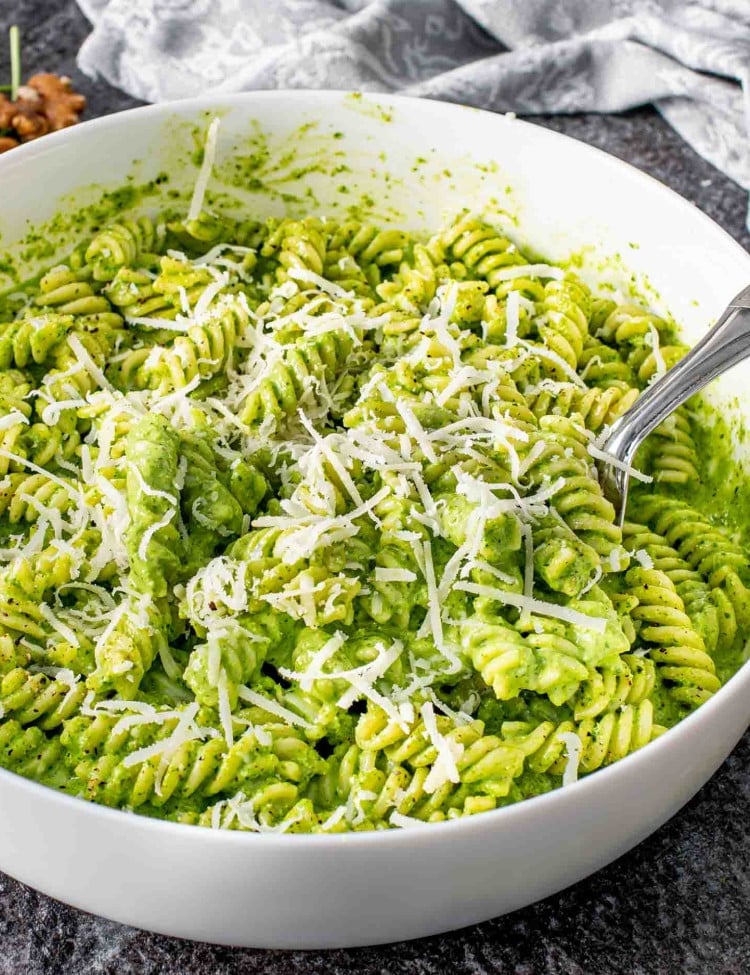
76;0;750;225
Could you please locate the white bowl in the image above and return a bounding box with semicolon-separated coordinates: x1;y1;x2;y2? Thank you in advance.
0;91;749;949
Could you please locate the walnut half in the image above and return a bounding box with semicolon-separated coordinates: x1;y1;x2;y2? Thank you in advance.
0;73;86;152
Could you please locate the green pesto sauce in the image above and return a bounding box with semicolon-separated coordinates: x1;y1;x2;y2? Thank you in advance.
690;406;750;531
630;399;750;694
0;103;746;708
0;138;746;828
343;91;395;124
562;244;675;313
0;175;171;300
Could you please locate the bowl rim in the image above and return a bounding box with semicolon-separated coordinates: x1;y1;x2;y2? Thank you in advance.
1;88;749;848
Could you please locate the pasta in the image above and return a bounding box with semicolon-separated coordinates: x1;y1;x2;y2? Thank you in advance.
0;182;747;834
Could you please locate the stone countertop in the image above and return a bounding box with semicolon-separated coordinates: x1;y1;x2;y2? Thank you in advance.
1;5;749;974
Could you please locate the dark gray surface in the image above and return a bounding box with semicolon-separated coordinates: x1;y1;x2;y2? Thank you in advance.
1;4;749;974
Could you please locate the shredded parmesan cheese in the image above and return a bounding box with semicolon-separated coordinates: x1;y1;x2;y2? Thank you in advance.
421;701;462;793
236;686;313;730
557;731;583;786
187;117;221;223
492;263;565;282
455;581;608;632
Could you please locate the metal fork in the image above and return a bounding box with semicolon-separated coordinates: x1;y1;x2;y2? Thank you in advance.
597;283;750;526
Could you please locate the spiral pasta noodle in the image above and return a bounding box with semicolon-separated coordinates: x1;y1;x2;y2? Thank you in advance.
625;566;721;707
504;700;663;774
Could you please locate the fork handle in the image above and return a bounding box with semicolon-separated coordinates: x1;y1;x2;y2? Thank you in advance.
603;283;750;473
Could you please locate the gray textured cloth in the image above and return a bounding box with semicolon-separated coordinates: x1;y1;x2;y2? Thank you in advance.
76;0;750;221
